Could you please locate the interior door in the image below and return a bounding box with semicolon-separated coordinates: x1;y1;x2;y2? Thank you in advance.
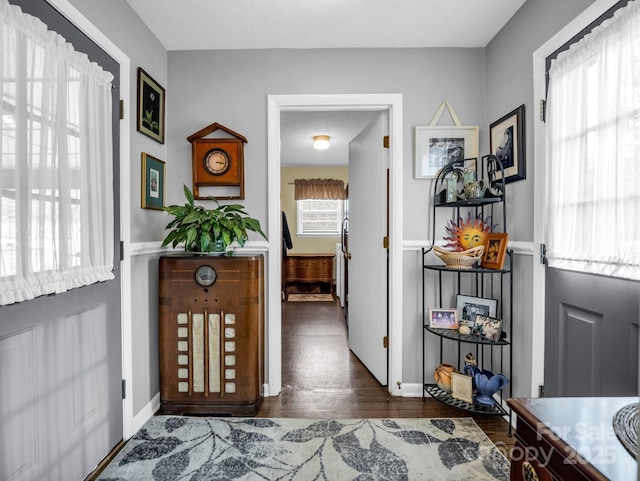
0;1;122;480
346;112;388;385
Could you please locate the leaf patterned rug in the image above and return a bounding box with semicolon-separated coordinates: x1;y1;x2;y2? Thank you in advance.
96;416;510;481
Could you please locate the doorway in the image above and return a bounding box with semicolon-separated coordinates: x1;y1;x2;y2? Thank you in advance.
266;94;404;397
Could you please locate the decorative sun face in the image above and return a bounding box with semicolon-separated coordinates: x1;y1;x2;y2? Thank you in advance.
444;213;494;251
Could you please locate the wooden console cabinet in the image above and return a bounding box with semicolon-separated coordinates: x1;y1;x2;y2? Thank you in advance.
159;254;264;416
283;254;334;300
508;397;638;481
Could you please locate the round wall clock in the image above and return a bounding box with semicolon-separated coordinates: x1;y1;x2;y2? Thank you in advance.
204;148;231;176
187;122;248;200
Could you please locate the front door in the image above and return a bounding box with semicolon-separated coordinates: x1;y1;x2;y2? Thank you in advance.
346;112;388;385
0;1;122;480
544;268;638;397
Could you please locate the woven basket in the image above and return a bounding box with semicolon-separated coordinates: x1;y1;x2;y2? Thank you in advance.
433;245;485;270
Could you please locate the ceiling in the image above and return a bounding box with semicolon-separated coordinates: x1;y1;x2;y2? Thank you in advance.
125;0;526;166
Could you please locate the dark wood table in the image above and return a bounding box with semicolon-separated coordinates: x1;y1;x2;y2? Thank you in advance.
508;397;638;481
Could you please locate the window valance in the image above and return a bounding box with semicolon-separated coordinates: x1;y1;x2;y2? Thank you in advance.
294;178;346;200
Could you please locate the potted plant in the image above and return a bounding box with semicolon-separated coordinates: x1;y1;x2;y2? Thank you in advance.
161;185;267;254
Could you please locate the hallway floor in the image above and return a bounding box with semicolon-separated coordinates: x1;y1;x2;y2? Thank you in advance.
258;298;514;451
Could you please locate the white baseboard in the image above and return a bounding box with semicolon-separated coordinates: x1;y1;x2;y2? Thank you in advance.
129;392;160;439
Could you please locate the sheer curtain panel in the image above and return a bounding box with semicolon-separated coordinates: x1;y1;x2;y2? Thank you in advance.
546;0;640;281
0;0;115;305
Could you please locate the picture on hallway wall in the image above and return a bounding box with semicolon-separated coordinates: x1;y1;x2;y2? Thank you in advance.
490;104;525;183
415;125;479;178
141;152;165;210
137;67;165;144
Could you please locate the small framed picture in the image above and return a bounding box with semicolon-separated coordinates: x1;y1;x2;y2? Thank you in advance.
428;308;459;329
137;67;165;144
141;153;165;210
456;295;497;327
473;315;503;342
481;233;509;270
451;372;474;404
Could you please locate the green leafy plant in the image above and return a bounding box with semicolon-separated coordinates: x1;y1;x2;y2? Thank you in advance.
161;185;267;254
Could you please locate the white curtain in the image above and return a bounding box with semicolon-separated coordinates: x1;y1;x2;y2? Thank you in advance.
0;0;115;305
546;0;640;281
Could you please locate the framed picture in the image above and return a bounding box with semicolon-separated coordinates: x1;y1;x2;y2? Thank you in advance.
456;295;497;327
482;233;509;270
428;308;459;329
415;125;479;178
473;315;503;342
451;372;474;404
137;67;165;144
141;153;165;210
489;104;525;183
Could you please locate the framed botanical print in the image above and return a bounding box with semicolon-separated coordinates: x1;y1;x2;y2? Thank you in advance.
137;68;165;144
141;153;165;210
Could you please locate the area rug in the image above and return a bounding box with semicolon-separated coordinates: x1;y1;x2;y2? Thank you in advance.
96;416;510;480
288;293;335;302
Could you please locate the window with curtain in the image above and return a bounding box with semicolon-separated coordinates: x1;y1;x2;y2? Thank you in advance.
0;0;115;305
294;178;346;237
545;0;640;281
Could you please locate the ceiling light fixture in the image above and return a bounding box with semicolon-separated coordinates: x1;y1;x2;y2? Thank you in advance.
313;135;330;150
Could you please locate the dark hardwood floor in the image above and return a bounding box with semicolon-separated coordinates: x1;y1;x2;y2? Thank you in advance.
257;297;515;453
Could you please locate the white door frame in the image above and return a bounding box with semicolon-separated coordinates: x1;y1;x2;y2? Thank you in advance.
266;94;403;396
531;0;620;397
48;0;133;437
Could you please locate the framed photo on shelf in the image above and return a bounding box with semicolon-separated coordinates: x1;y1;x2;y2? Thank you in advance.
482;233;509;270
415;125;479;178
451;372;474;404
137;67;165;144
141;153;165;210
456;295;497;327
428;308;459;329
473;315;503;342
489;104;525;183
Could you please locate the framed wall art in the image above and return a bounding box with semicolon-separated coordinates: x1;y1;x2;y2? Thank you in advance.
482;233;509;270
415;125;479;178
428;308;459;329
489;104;525;183
137;67;165;144
456;295;497;327
141;153;165;210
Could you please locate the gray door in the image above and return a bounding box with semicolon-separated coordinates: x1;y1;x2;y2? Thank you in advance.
0;1;122;480
544;268;639;397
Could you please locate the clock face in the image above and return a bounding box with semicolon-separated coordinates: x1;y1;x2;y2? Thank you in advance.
203;149;231;176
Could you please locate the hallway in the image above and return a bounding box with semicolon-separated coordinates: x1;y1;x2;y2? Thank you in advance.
258;298;514;450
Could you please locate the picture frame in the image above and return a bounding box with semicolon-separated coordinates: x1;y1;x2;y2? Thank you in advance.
456;295;497;328
489;104;525;183
428;308;459;329
482;233;509;270
473;315;503;342
451;372;474;404
137;67;165;144
415;125;479;178
141;153;165;210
